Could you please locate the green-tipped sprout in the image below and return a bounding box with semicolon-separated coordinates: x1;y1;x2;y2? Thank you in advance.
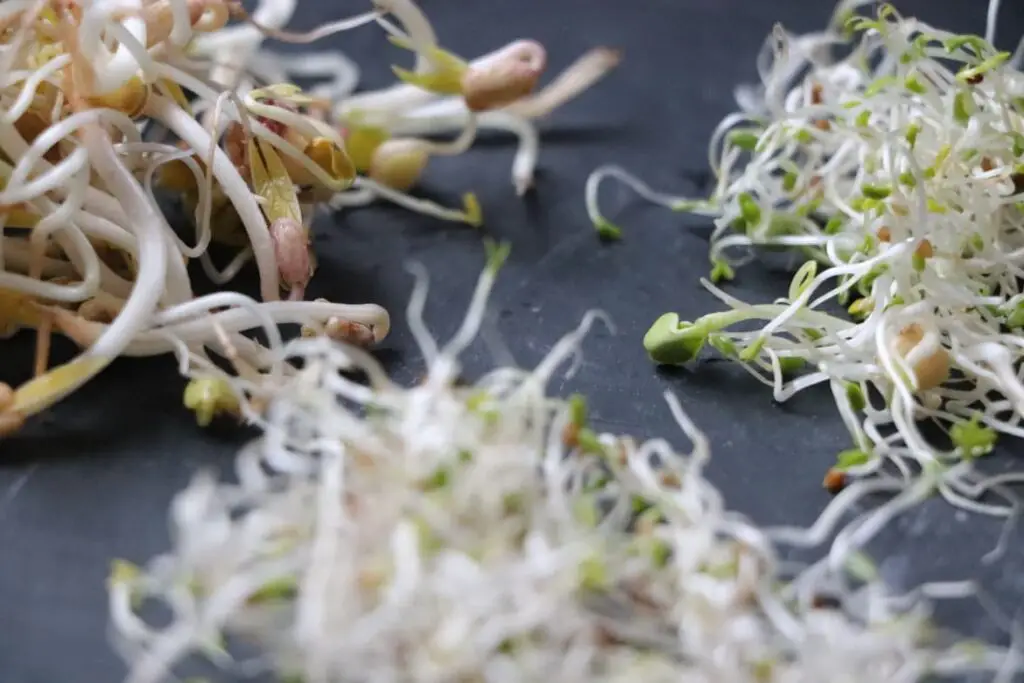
710;259;736;283
738;193;762;227
953;91;973;125
951;414;997;458
788;261;818;301
569;393;588;426
845;382;867;412
643;313;706;365
484;239;512;274
956;52;1010;82
595;217;623;240
835;448;871;471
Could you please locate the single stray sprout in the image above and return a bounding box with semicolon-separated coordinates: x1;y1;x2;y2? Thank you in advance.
109;259;1024;683
643;313;705;365
0;0;618;434
586;0;1024;517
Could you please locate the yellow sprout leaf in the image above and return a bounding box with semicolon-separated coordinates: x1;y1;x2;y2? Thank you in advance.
2;208;41;229
0;287;44;329
392;65;463;96
287;136;356;191
345;124;390;173
85;76;150;118
462;193;483;227
183;377;240;427
38;5;59;25
249;138;301;224
107;558;141;587
388;36;469;96
251;83;318;106
13;356;110;416
309;136;355;182
248;577;298;604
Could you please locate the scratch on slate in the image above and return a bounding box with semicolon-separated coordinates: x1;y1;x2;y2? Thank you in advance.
0;464;38;520
511;229;594;293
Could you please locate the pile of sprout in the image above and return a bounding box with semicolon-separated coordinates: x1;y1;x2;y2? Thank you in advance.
0;0;618;434
586;0;1024;507
108;255;1024;683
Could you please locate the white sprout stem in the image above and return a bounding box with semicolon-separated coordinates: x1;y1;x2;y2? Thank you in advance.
78;0;148;94
77;122;168;362
145;94;280;301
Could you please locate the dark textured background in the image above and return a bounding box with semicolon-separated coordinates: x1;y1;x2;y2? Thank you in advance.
2;1;1024;680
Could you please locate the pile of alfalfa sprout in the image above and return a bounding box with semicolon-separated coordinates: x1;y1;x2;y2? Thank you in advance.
587;0;1024;509
109;250;1024;683
0;0;619;434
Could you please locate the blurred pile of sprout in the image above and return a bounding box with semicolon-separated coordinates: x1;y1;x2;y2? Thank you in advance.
110;255;1023;683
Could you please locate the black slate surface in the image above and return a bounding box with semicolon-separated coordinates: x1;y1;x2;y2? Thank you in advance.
2;0;1024;680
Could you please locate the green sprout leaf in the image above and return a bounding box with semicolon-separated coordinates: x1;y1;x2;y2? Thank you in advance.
905;122;921;148
727;129;761;151
904;75;927;94
710;258;735;283
483;238;511;274
388;37;468;95
643;313;706;365
594;217;623;240
578;554;609;591
864;76;897;97
953;91;973;126
835;448;870;471
943;34;991;56
950;414;997;459
1006;303;1024;329
777;356;805;375
956;52;1010;82
569;393;588;426
1010;133;1024;159
739;336;765;362
824;215;845;234
845;382;867;412
861;183;892;200
248;577;298;604
782;171;798;192
738;193;762;227
708;334;738;357
788;260;818;301
577;427;606;456
461;193;483;227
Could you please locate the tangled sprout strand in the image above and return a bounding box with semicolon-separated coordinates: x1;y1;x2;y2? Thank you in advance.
0;0;619;434
587;0;1024;512
109;255;1022;683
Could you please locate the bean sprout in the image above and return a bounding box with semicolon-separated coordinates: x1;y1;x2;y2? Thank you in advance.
0;0;618;434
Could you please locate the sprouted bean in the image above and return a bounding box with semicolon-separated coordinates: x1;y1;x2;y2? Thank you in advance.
0;0;618;433
585;0;1024;516
110;253;1023;683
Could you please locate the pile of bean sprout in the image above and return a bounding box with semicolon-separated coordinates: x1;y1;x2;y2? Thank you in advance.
0;0;618;434
108;253;1023;683
586;0;1024;508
